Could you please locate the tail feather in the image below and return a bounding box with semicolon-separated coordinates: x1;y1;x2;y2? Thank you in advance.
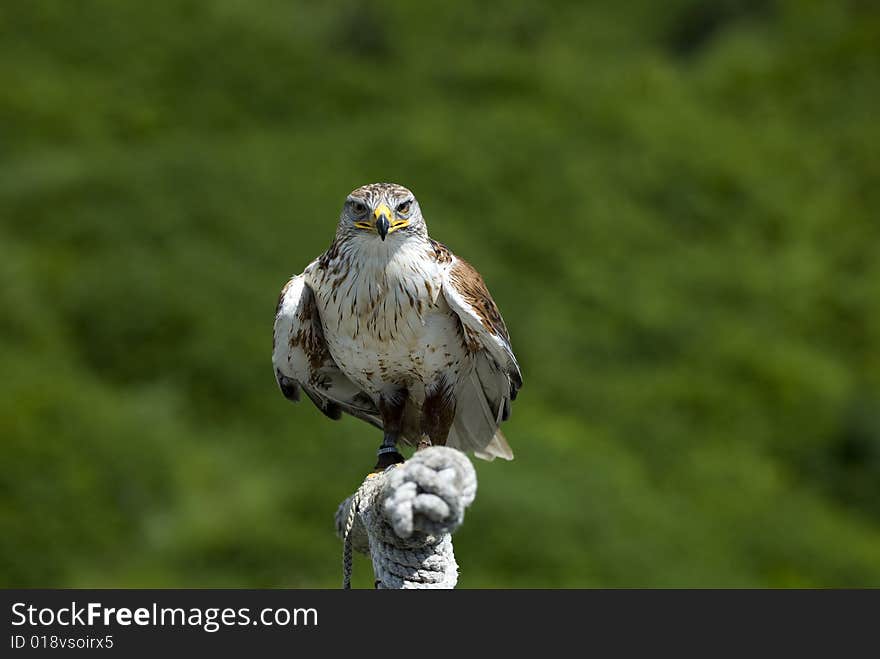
474;430;514;461
446;365;515;461
475;356;507;424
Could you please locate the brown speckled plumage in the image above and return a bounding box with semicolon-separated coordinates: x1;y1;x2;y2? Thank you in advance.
272;183;521;461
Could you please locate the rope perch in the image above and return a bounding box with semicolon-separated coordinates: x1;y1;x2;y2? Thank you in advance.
335;446;478;589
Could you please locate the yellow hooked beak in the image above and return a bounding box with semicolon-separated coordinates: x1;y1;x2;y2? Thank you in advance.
373;203;392;241
354;203;410;241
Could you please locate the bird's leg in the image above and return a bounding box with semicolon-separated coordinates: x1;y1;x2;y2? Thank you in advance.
375;389;407;470
420;376;455;450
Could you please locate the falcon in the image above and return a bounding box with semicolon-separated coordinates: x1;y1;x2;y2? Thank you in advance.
272;182;522;468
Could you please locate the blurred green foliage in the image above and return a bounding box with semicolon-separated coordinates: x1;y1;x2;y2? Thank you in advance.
1;0;879;587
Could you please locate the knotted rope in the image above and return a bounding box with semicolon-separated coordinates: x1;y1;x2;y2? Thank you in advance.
335;446;477;589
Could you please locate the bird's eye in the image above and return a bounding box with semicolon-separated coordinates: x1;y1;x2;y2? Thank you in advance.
396;201;412;215
350;201;367;216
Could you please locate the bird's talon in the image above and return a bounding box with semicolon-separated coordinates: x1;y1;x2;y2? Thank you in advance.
374;450;405;470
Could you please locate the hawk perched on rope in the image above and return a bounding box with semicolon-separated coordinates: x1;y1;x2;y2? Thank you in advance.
272;183;522;467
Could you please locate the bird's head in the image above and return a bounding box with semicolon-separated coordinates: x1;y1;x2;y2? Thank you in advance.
336;182;426;243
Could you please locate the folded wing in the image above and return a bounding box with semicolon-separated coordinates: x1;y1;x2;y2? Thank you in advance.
441;255;522;461
272;274;382;428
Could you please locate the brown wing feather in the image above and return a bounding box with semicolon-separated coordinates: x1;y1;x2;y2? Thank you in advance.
437;247;521;460
448;258;513;344
438;249;522;397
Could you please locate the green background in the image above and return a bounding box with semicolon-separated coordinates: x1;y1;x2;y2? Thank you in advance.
2;0;879;587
